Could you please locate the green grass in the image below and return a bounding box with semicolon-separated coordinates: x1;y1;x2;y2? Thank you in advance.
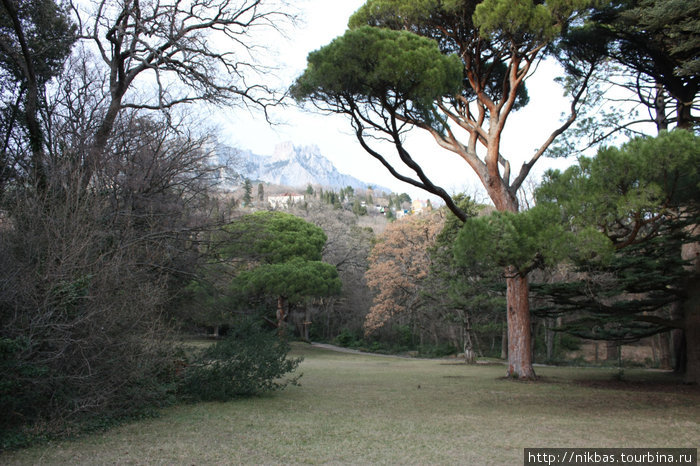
3;343;699;465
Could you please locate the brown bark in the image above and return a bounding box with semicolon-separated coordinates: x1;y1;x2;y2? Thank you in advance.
682;240;700;384
82;97;124;189
676;99;695;131
492;184;537;379
276;296;288;336
500;325;508;360
506;272;536;379
605;341;619;362
545;317;556;361
302;304;311;342
463;314;476;364
657;332;673;370
653;83;669;132
683;293;700;384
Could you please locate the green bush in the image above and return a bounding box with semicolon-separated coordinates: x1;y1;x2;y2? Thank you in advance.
178;325;302;401
418;343;460;358
0;337;52;449
333;328;363;348
559;333;582;351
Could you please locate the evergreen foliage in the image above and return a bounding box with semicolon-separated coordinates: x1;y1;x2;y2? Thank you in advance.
242;178;253;206
222;211;341;329
291;25;463;129
234;258;341;306
454;204;575;275
533;225;693;342
556;0;699;131
224;211;327;264
427;195;506;359
533;131;700;343
178;324;302;401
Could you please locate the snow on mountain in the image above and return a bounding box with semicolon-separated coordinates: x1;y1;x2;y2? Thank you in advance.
220;142;387;192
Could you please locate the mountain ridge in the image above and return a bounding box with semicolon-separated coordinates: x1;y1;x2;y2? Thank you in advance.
219;142;389;193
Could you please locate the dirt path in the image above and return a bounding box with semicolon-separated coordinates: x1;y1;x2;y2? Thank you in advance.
310;342;512;366
310;342;413;358
310;342;477;362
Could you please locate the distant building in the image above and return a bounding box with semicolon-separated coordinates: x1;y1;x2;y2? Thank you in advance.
411;199;432;214
268;193;305;209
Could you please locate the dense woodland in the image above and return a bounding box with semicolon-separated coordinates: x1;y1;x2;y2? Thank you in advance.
1;0;698;449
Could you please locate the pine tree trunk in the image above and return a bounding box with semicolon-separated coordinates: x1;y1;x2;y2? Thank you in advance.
658;331;672;370
676;99;694;130
303;304;311;342
489;181;536;379
463;315;476;364
684;317;699;384
505;271;536;379
277;296;288;336
683;275;700;384
671;302;686;372
605;341;619;362
500;326;508;360
681;235;700;383
545;317;555;361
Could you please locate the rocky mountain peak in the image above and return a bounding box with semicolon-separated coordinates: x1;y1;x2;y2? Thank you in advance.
224;142;386;192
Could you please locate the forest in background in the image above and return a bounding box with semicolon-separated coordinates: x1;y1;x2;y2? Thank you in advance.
1;0;698;450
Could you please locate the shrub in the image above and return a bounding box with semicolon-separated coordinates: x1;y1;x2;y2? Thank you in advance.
0;193;181;450
178;325;302;401
334;328;363;348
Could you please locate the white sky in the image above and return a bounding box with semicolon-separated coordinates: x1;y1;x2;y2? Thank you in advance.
212;0;576;202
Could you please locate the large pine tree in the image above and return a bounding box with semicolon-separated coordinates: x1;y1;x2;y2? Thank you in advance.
533;130;700;382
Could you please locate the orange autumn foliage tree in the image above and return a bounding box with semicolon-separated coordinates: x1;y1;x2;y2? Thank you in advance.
364;212;444;334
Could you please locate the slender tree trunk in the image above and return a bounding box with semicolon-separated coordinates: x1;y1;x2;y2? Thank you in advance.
303;304;311;342
505;271;536;379
605;341;619;362
463;314;476;364
682;242;700;383
654;83;668;132
658;331;672;370
82;99;122;189
277;296;288;336
500;325;508;359
2;0;46;189
676;100;694;130
545;317;555;361
672;302;686;372
683;296;700;384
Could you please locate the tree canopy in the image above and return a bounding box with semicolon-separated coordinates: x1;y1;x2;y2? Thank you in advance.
555;0;699;135
293;26;463;116
224;211;328;264
537;130;700;248
453;203;603;276
236;258;341;306
293;0;598;379
364;211;445;333
0;0;76;186
533;130;700;381
225;211;341;331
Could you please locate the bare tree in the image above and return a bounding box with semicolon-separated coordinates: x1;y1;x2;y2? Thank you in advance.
69;0;293;187
295;203;375;340
0;101;222;432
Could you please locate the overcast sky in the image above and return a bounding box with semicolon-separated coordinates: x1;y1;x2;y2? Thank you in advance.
212;0;575;201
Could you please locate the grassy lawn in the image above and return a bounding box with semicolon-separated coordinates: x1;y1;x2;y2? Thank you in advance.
3;343;699;465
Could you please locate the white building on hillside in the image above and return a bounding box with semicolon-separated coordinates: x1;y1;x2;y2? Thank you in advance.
268;193;304;209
